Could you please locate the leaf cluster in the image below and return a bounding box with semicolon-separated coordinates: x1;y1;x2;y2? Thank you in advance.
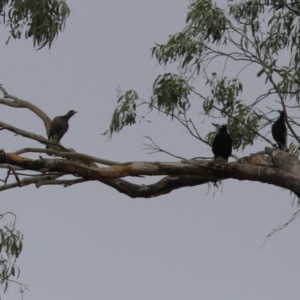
103;89;139;138
0;0;70;49
107;0;300;156
0;220;23;293
150;73;192;117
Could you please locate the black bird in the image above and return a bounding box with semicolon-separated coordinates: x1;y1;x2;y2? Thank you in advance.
212;125;233;162
272;110;287;151
47;110;77;147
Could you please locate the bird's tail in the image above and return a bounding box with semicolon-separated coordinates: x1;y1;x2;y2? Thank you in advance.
279;142;288;152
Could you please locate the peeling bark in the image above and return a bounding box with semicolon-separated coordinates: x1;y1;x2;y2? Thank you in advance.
0;148;300;198
0;87;300;199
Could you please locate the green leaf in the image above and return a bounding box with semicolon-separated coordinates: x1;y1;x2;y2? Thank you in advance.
257;69;264;77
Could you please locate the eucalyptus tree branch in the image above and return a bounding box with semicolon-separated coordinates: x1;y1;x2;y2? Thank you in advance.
0;85;121;168
0;175;62;192
100;150;300;198
6;278;29;295
13;148;120;166
191;90;275;146
143;136;187;160
139;98;209;145
4;165;20;187
35;178;89;188
279;0;300;16
100;175;220;198
182;112;210;145
0;212;17;222
0;84;51;134
0;120;76;153
0;164;24;171
288;118;300;127
0;120;53;146
266;208;300;237
1;149;300;198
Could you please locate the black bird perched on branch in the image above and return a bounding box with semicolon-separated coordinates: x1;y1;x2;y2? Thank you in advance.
272;110;287;151
212;125;233;162
47;110;77;147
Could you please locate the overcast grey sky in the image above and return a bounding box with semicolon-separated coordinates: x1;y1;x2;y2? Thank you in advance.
0;1;299;299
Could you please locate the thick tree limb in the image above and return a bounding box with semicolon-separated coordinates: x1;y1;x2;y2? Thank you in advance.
1;149;300;198
101;175;220;198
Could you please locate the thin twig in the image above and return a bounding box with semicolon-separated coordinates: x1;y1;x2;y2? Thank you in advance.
35;178;89;188
258;207;300;250
3;149;21;186
143;136;186;160
0;175;63;192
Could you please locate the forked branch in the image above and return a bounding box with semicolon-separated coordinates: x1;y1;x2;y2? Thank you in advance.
0;86;300;199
